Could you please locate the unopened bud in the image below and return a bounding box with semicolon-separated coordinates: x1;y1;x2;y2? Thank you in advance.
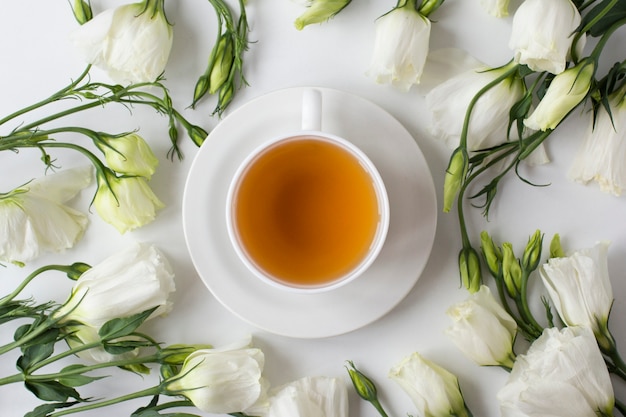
549;233;565;258
522;230;543;272
480;230;502;277
502;243;522;298
459;246;481;293
443;147;469;213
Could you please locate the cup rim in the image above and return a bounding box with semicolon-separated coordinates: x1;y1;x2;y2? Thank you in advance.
225;131;390;294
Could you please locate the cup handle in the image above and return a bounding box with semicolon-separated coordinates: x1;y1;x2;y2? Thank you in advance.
301;89;322;131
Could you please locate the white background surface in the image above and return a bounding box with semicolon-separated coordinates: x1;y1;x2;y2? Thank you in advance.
0;1;625;416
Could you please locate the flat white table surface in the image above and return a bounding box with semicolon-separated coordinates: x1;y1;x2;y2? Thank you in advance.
1;1;625;416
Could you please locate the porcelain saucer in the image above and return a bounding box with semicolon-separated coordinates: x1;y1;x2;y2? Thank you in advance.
182;87;437;338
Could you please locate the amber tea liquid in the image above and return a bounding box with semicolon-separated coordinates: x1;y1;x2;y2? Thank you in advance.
232;136;381;287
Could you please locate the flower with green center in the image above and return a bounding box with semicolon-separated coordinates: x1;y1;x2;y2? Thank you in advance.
524;60;595;131
498;326;615;417
70;0;173;84
389;352;472;417
0;167;92;264
97;133;159;179
163;338;267;414
93;170;164;233
367;0;431;91
446;285;517;368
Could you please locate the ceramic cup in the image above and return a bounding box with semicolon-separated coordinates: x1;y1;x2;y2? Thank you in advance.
225;89;389;293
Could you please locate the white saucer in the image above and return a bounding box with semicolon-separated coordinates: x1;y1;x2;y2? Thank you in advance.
182;87;437;339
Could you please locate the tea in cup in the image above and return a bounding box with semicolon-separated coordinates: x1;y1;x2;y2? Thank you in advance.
226;89;389;293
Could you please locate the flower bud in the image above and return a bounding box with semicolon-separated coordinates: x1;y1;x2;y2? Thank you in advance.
294;0;352;30
346;361;378;403
549;233;565;258
459;246;481;293
480;230;502;277
67;262;92;281
187;124;209;147
97;133;159;179
192;75;210;107
443;147;469;213
70;0;93;25
522;230;543;272
524;59;595;131
209;34;235;95
502;243;522;298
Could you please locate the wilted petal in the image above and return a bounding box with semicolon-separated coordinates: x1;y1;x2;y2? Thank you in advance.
569;87;626;195
0;167;92;264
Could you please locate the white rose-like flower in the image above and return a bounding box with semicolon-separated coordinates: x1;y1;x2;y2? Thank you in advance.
426;61;524;151
540;241;613;338
389;352;470;417
265;376;348;417
55;242;175;327
0;166;92;264
497;326;615;417
367;1;431;91
479;0;510;18
508;0;585;74
446;285;517;368
524;60;594;131
97;133;159;179
569;86;626;195
93;170;164;233
70;1;173;84
164;337;267;414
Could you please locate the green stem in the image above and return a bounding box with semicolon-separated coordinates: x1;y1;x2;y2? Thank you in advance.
571;0;618;63
0;317;59;355
50;385;162;417
0;374;24;385
0;66;91;127
0;265;75;306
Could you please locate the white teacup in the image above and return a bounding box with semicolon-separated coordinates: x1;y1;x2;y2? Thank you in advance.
225;89;389;293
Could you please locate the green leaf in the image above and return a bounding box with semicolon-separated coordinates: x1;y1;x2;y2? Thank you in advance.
581;0;626;37
103;339;153;355
98;307;157;340
25;381;84;402
25;401;79;417
18;341;55;371
58;365;106;387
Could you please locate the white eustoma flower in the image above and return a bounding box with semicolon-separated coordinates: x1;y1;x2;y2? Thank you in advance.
479;0;509;18
294;0;352;30
164;337;267;414
426;61;524;151
70;1;173;84
0;166;92;264
97;133;159;179
540;241;613;337
569;86;626;195
389;352;470;417
93;170;164;234
446;285;517;368
497;326;615;417
508;0;585;74
367;0;431;91
524;60;594;131
265;376;348;417
55;242;175;328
